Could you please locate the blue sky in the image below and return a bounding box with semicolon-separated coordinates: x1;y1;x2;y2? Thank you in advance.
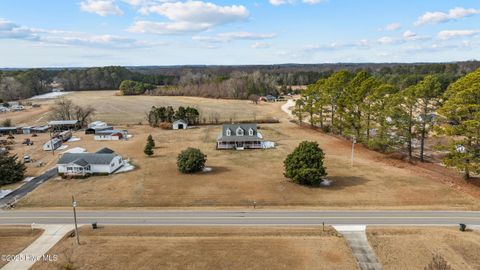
0;0;479;67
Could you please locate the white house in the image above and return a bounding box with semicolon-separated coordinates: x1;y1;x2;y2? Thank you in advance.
57;150;124;176
172;119;188;130
94;130;127;141
43;138;62;151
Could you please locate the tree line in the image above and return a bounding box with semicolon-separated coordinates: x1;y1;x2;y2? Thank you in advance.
294;68;480;180
0;66;175;102
147;106;200;127
3;62;479;102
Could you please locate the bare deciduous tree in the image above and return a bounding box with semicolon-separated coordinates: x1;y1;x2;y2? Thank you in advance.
50;97;95;127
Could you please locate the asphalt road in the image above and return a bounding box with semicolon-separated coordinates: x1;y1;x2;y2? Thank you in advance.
0;168;57;208
0;210;479;226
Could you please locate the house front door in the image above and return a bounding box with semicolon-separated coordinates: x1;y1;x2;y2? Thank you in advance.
236;142;244;148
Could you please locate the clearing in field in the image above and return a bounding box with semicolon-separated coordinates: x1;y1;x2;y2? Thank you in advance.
367;227;480;270
31;226;357;270
0;226;43;268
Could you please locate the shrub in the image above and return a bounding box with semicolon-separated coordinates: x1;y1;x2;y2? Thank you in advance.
424;254;452;270
177;148;207;173
159;122;172;130
367;138;393;153
284;141;327;186
1;119;12;127
321;125;331;133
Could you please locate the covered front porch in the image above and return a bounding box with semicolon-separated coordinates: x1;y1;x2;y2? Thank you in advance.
217;141;263;150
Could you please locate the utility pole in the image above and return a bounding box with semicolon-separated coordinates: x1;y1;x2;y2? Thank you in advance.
72;195;80;245
351;137;357;168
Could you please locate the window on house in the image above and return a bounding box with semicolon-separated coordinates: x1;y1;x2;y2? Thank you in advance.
226;129;231;136
236;127;244;136
249;128;254;136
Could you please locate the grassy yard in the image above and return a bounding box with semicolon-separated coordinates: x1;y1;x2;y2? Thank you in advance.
0;226;43;268
367;227;480;270
17;120;479;209
9;91;480;209
32;226;357;270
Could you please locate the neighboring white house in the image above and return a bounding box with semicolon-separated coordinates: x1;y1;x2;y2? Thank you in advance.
43;138;62;151
172;119;188;130
94;130;128;141
57;150;124;176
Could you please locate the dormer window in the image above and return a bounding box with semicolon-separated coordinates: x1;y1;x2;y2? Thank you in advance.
248;128;254;136
226;129;231;136
236;127;244;136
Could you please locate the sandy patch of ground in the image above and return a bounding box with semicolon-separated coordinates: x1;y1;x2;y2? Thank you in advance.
32;226;357;270
367;227;480;270
0;226;44;268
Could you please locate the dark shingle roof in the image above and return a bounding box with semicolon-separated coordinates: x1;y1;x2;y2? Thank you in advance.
218;123;262;142
58;153;117;165
72;159;89;167
96;147;115;154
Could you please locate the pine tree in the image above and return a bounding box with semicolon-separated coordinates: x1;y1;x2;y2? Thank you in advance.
0;155;26;185
144;141;154;157
147;134;155;148
438;69;480;180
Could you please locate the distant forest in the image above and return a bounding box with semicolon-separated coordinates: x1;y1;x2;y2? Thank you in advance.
1;61;480;101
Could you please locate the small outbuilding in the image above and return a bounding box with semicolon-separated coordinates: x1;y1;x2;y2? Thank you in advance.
0;127;18;135
85;125;113;135
172;119;188;130
49;120;80;131
94;130;128;141
43;138;62;151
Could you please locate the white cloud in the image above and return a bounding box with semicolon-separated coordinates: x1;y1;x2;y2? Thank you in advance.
80;0;124;16
252;42;271;49
128;1;249;34
382;23;401;31
193;31;276;43
128;21;211;34
415;7;480;26
377;36;398;45
269;0;324;6
0;18;157;49
438;29;480;40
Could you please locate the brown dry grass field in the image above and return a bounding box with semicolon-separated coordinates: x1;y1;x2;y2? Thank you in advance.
10;91;279;125
32;226;357;270
367;227;480;270
6;90;479;209
0;226;43;268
